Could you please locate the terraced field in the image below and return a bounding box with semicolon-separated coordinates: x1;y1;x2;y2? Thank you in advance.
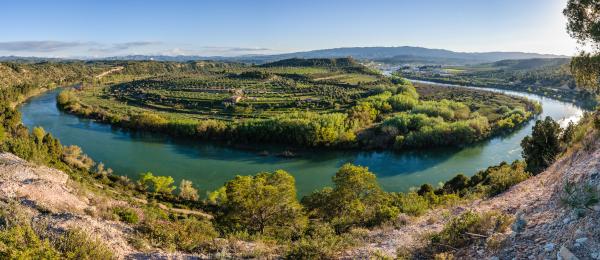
59;58;541;149
75;58;384;120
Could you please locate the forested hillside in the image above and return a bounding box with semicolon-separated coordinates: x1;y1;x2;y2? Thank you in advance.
398;58;597;108
0;59;567;258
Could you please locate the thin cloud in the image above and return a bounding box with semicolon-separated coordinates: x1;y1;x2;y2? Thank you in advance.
88;41;161;53
0;41;88;52
201;46;272;52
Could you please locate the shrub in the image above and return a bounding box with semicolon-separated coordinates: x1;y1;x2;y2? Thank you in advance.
0;125;6;144
137;216;217;252
363;92;393;112
560;181;600;211
0;224;59;259
417;184;434;196
32;127;46;144
388;94;418;111
129;113;167;129
396;82;419;99
286;222;356;259
347;102;378;129
302;164;398;232
62;145;94;170
138;172;176;195
560;121;576;145
467;161;530;196
391;192;430;216
430;211;513;252
178;179;199;201
441;174;469;194
194;119;228;139
480;161;530;196
235;112;353;147
113;206;139;224
56;229;113;260
412;101;455;120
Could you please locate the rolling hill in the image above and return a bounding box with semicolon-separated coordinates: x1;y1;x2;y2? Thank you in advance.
1;46;567;65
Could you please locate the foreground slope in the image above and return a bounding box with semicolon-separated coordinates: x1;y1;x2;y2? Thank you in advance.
348;128;600;259
3;127;598;259
0;153;215;259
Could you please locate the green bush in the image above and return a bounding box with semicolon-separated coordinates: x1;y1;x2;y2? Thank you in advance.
138;216;217;252
129;113;168;129
0;224;60;259
430;211;513;251
560;121;576;145
113;206;139;224
560;181;600;211
477;161;530;196
521;117;561;174
286;222;356;260
437;161;531;198
138;172;176;195
302;164;398;232
391;192;430;216
56;229;114;260
178;179;199;201
441;174;469;194
388;94;418;111
218;170;307;240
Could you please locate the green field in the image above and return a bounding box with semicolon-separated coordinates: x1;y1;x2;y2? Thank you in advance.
397;58;597;108
59;58;540;150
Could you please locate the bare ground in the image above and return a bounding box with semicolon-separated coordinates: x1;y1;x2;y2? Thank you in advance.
0;153;213;259
346;130;600;259
1;129;599;259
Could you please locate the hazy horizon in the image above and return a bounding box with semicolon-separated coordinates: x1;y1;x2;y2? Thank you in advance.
1;0;577;57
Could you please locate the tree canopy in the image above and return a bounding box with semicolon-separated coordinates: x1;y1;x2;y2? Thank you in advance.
520;117;562;175
218;170;307;239
564;0;600;93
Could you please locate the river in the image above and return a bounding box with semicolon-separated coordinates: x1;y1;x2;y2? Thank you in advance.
19;83;585;196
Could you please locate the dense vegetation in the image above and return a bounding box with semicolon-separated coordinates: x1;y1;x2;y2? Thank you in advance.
564;0;600;96
0;1;598;257
57;58;540;150
0;57;594;258
397;58;597;108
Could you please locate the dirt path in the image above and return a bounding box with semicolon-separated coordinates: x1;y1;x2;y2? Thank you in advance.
95;66;124;79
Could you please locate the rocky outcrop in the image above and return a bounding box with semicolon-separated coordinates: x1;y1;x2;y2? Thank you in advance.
0;153;89;214
0;153;135;258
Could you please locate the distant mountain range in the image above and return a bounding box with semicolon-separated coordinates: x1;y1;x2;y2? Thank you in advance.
0;46;569;65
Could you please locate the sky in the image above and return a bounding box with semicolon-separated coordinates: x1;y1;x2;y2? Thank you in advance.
0;0;578;57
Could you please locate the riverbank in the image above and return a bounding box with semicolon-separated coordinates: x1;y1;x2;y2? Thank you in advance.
403;75;597;110
56;79;540;151
20;82;583;196
346;115;600;259
3;61;596;259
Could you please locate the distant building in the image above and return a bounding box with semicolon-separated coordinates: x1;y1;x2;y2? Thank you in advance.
223;95;243;106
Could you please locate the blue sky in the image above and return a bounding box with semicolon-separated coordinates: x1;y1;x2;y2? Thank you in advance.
0;0;577;57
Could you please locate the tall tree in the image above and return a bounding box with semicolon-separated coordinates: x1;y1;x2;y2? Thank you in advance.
219;170;307;239
564;0;600;94
521;117;562;175
302;164;398;232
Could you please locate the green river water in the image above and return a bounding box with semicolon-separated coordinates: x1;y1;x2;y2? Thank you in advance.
19;83;585;196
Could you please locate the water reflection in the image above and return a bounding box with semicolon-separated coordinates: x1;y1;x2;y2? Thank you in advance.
19;86;586;196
